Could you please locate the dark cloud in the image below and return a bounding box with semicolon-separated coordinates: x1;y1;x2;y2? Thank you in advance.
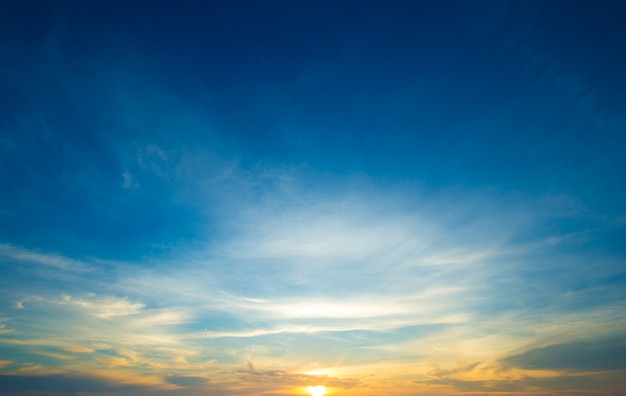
0;374;146;393
418;343;626;393
501;337;626;371
0;393;78;396
522;371;626;390
421;371;626;393
165;375;209;387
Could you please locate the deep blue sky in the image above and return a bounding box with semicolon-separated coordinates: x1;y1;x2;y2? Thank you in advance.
3;0;625;259
1;2;625;395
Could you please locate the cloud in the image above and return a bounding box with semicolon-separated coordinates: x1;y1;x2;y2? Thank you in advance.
418;336;626;392
419;377;525;392
0;244;92;273
210;290;469;321
165;375;209;387
121;170;138;189
501;336;626;371
30;352;72;361
1;156;624;394
521;371;626;391
16;363;43;373
0;324;14;335
0;374;147;393
59;294;144;319
420;372;626;393
426;362;481;379
237;361;358;389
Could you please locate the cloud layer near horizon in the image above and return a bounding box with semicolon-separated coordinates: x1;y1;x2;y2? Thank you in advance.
1;162;624;394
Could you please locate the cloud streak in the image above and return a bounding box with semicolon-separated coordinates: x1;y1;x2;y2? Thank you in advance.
0;244;92;273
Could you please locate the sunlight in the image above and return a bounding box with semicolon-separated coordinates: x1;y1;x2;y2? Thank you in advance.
306;385;327;396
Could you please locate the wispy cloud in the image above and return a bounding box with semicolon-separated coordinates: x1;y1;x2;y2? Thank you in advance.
0;244;92;273
0;324;14;335
58;294;145;319
1;156;624;394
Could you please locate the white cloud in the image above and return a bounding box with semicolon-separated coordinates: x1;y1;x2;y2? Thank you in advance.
59;294;145;318
0;243;92;273
122;169;138;189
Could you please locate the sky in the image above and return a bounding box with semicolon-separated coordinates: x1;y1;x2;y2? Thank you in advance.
1;1;626;395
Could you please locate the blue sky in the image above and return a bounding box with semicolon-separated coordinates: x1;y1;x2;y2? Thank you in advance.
1;1;625;395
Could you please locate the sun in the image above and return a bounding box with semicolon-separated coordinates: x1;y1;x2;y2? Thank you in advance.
306;385;327;396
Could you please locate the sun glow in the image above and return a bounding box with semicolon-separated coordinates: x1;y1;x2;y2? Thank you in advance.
306;385;327;396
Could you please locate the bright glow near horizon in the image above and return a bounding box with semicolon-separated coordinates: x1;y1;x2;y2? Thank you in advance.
307;385;328;396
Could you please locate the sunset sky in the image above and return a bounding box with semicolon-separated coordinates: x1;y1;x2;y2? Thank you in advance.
1;1;625;395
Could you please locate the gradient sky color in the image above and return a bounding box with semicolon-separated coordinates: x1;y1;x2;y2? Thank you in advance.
1;1;626;395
